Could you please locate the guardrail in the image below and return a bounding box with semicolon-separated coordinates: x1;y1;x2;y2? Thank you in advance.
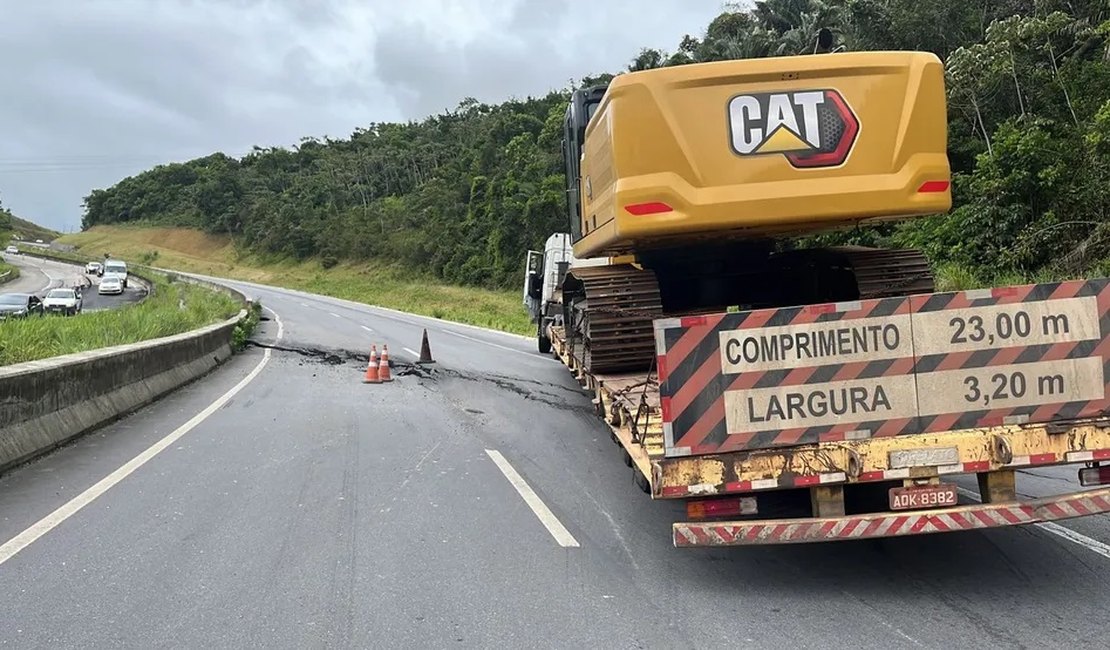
0;256;256;473
0;270;11;285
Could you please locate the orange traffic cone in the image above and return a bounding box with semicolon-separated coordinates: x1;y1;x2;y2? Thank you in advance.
379;344;393;382
363;345;381;384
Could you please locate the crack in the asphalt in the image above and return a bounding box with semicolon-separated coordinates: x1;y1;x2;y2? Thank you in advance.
246;339;585;411
246;341;380;367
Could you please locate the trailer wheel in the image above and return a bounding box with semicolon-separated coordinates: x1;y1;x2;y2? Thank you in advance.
537;322;552;354
633;468;651;494
622;449;633;467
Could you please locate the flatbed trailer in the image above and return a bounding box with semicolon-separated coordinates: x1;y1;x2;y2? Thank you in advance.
548;312;1110;547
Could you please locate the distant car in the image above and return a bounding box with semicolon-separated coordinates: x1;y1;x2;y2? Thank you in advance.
4;245;17;255
35;239;43;243
98;276;124;295
0;293;44;319
43;288;83;315
85;261;102;274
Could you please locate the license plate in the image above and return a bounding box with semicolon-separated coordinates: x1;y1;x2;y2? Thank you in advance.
889;483;958;511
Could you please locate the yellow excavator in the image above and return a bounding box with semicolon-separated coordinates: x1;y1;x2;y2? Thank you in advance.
524;47;951;373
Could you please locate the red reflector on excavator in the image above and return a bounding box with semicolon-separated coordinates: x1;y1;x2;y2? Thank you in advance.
686;497;757;520
917;180;950;193
624;201;673;216
1078;465;1110;486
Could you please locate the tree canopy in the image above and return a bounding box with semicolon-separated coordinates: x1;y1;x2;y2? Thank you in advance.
82;0;1110;289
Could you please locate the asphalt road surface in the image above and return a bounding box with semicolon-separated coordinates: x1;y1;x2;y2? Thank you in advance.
0;252;147;312
2;276;1110;648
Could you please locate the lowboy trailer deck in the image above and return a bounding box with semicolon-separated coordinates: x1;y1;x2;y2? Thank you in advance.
548;279;1110;547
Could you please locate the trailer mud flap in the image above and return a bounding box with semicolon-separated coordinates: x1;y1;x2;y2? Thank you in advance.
673;486;1110;546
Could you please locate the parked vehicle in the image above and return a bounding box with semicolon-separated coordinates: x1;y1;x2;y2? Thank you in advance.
4;245;17;255
98;276;124;295
43;288;82;315
0;293;45;319
85;261;102;274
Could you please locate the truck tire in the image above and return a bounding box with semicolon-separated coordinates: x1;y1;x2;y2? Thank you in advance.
537;322;552;354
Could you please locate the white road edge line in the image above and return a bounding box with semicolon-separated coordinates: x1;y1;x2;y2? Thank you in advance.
402;347;419;358
956;486;1110;559
484;449;579;548
0;307;286;567
441;329;534;358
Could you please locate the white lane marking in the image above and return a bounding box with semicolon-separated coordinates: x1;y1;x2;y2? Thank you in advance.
0;308;285;567
441;329;535;358
329;312;341;318
403;347;419;358
361;325;374;333
956;487;1110;559
484;449;579;548
300;302;309;307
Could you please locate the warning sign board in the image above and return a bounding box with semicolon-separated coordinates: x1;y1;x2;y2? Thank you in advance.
657;297;918;456
656;278;1110;457
908;279;1110;434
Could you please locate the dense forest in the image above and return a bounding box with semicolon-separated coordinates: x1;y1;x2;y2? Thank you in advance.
82;0;1110;289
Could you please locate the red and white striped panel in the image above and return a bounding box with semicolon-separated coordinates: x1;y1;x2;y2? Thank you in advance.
673;486;1110;547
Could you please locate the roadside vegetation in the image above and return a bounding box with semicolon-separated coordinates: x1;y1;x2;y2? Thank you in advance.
0;260;15;285
59;225;532;334
0;268;242;366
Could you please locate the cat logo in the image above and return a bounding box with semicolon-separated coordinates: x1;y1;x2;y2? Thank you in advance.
727;89;859;168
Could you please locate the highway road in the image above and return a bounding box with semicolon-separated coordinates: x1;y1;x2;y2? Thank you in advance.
1;276;1110;648
0;252;147;312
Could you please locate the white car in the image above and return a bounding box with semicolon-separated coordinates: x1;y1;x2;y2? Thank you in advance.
85;261;102;274
43;288;83;315
4;245;17;255
98;276;124;295
102;260;128;288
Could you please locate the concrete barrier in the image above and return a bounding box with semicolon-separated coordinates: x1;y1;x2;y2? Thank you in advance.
0;310;247;473
0;260;254;473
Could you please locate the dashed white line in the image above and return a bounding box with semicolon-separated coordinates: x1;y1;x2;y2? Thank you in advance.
300;302;309;307
0;309;285;567
329;312;341;318
485;449;579;548
956;486;1110;559
361;325;374;333
403;347;420;358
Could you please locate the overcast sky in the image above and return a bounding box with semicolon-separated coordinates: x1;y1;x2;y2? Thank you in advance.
0;0;727;232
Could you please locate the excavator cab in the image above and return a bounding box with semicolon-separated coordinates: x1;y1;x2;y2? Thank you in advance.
562;85;606;242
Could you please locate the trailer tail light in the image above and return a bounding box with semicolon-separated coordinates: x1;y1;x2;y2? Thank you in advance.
624;201;673;216
917;180;950;193
1078;465;1110;486
686;496;757;520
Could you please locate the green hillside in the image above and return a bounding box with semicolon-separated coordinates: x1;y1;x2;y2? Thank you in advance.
8;214;59;243
79;1;1110;290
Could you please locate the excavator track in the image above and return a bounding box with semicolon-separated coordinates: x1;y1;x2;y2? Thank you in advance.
836;246;935;298
565;248;934;376
564;264;663;375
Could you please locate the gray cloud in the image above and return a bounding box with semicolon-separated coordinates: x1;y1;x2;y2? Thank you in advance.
0;0;723;231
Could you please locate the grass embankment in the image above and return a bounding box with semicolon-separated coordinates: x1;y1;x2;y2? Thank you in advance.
932;262;1093;293
59;225;533;335
0;270;242;366
0;260;16;285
